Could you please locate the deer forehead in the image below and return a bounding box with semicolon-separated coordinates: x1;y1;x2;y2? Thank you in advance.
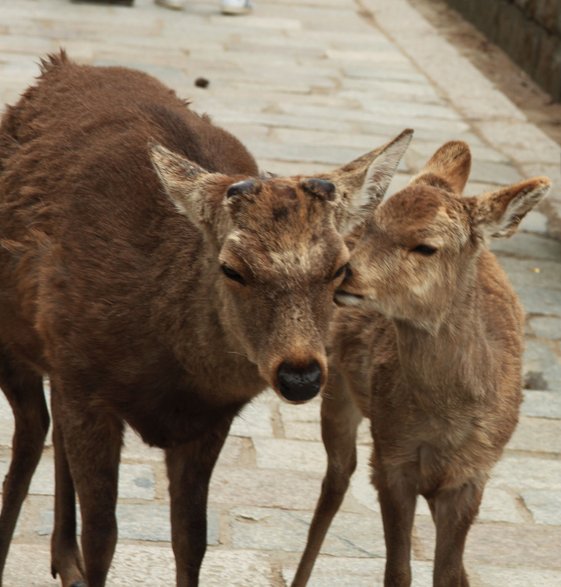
376;189;470;247
225;229;342;278
232;180;333;229
268;240;333;274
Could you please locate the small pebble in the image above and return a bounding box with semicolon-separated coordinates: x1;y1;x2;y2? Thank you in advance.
195;77;210;89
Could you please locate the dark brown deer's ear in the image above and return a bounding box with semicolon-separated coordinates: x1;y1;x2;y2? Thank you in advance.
411;141;471;194
469;177;551;239
150;144;224;227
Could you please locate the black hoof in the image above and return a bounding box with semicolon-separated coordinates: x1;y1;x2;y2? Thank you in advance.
71;581;87;587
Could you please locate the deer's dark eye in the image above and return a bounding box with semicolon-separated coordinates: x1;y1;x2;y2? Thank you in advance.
411;244;438;256
332;263;350;281
221;264;246;285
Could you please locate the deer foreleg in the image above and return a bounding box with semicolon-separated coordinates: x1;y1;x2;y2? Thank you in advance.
377;466;417;587
0;354;49;585
291;373;362;587
165;414;234;587
58;393;123;587
50;388;85;587
429;482;483;587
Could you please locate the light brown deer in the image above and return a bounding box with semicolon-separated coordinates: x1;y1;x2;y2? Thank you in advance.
0;52;412;587
292;141;551;587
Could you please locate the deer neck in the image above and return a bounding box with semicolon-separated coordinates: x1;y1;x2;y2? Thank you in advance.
393;278;493;400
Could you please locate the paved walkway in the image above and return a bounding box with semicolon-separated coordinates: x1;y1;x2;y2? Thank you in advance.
0;0;560;585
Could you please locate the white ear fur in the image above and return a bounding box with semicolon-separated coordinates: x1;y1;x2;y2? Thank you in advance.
354;129;414;210
336;129;413;232
150;144;218;226
474;178;551;239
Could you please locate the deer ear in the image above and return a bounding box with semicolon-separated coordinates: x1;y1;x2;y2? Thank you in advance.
470;177;551;239
150;144;224;226
411;141;471;194
324;129;413;231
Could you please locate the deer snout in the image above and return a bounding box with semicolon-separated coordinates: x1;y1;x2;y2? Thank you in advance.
276;360;323;403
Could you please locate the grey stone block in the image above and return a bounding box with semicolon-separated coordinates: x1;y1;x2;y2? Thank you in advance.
37;504;220;545
522;489;561;524
230;505;386;557
490;453;561;490
473;565;561;587
516;286;561;315
491;231;561;261
283;557;433;587
508;416;561;453
528;316;561;340
522;389;561;418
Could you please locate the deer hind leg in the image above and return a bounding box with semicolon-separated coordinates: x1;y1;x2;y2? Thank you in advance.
0;351;49;584
376;465;417;587
56;387;123;587
165;413;235;587
50;387;86;587
428;481;483;587
291;374;363;587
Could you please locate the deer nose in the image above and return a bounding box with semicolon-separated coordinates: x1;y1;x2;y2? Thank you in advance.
276;361;322;402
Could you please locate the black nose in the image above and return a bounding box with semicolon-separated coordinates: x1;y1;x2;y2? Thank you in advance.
276;361;322;402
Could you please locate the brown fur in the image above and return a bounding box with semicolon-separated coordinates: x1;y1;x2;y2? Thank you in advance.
292;141;551;587
0;52;412;587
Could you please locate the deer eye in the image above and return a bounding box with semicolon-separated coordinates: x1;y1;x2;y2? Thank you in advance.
221;264;246;285
411;244;438;256
332;263;350;281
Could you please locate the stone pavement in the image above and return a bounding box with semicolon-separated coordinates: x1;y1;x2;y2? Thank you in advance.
0;0;560;585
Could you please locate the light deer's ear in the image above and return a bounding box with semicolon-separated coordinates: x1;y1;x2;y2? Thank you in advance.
324;129;413;231
150;144;223;226
470;177;551;239
411;141;471;194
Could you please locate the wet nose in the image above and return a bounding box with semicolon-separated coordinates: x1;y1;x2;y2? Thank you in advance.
276;361;322;402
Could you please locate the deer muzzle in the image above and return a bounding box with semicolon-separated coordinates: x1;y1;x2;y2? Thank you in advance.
276;360;323;403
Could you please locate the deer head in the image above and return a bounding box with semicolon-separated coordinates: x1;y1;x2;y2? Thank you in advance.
150;130;412;402
336;140;551;332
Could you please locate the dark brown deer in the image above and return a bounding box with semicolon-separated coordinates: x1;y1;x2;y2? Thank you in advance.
0;52;412;586
292;141;551;587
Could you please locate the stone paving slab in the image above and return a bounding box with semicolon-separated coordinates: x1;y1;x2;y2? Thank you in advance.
0;0;560;586
4;544;278;586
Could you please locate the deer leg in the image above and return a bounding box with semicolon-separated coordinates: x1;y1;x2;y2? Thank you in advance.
291;375;362;587
377;467;417;587
59;398;123;587
50;388;85;587
0;353;49;584
165;414;234;587
430;483;483;587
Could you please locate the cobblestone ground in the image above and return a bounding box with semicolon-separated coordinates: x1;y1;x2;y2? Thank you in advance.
0;0;560;585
